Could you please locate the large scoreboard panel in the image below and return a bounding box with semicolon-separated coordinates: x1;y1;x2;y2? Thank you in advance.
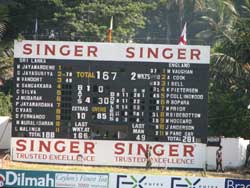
13;41;210;143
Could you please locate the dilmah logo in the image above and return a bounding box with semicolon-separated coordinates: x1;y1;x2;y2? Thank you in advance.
117;175;146;188
171;177;201;188
0;174;5;188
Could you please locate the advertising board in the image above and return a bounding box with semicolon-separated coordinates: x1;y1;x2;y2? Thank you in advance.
0;169;108;188
110;173;225;188
13;40;210;143
11;138;206;168
0;169;228;188
225;179;250;188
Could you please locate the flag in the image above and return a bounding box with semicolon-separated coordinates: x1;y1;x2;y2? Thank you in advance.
178;22;187;45
35;18;38;34
107;16;113;42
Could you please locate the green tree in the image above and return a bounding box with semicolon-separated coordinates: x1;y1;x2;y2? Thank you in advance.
9;0;149;42
195;0;238;44
0;92;12;116
52;0;148;42
135;0;206;44
0;5;8;40
208;0;250;138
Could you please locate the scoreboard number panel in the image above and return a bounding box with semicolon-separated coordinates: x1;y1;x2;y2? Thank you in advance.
13;40;210;143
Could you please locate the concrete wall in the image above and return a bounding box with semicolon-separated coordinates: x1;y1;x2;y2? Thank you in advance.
0;116;11;149
206;137;249;170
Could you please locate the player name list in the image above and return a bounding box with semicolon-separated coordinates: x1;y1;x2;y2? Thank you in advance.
13;58;208;143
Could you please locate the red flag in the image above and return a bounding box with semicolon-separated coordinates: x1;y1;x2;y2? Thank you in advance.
107;16;113;42
178;22;187;45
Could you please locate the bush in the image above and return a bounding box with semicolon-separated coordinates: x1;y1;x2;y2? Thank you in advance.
0;92;12;116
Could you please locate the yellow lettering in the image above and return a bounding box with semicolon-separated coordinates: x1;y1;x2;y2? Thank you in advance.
91;107;107;112
76;72;95;78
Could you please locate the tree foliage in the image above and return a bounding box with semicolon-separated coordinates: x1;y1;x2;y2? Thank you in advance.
0;5;9;40
0;92;12;116
208;0;250;138
9;0;148;42
135;0;206;44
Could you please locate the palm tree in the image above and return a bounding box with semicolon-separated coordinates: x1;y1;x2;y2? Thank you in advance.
210;0;250;87
0;5;9;41
195;0;237;44
207;0;250;138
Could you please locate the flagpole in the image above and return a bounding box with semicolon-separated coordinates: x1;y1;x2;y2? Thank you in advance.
107;16;113;42
34;18;38;40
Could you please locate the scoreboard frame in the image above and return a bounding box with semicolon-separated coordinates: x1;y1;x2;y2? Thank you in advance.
13;40;210;144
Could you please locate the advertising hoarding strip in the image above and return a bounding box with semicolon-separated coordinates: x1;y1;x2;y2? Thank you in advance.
0;169;230;188
225;179;250;188
14;40;210;63
0;169;109;188
11;137;206;169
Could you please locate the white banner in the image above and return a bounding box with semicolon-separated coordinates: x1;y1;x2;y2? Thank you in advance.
11;138;206;168
110;173;170;188
55;173;109;188
14;40;210;64
109;173;225;188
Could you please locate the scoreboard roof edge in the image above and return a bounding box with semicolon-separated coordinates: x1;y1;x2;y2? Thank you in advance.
14;40;210;64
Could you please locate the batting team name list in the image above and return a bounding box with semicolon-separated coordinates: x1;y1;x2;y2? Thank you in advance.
14;58;56;138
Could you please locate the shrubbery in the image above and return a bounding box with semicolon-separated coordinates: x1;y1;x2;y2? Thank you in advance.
0;92;12;116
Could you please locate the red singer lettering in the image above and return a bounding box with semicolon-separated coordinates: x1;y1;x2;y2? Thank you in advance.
39;140;51;152
87;46;98;57
45;44;55;55
178;49;186;59
74;45;83;56
169;144;179;156
126;47;135;58
16;139;27;151
191;49;200;60
183;145;194;157
162;48;173;59
114;143;125;154
54;141;66;152
23;44;32;55
153;144;164;156
84;142;95;154
70;141;80;153
60;45;70;56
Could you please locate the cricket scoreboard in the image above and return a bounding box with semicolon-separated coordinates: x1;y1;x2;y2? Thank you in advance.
13;40;210;143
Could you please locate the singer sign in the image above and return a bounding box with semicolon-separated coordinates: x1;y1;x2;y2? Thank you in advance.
11;138;206;168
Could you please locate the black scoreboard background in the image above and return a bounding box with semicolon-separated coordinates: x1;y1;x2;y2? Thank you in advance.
12;58;208;143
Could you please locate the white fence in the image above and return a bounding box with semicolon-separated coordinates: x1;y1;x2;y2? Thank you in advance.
206;137;249;169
